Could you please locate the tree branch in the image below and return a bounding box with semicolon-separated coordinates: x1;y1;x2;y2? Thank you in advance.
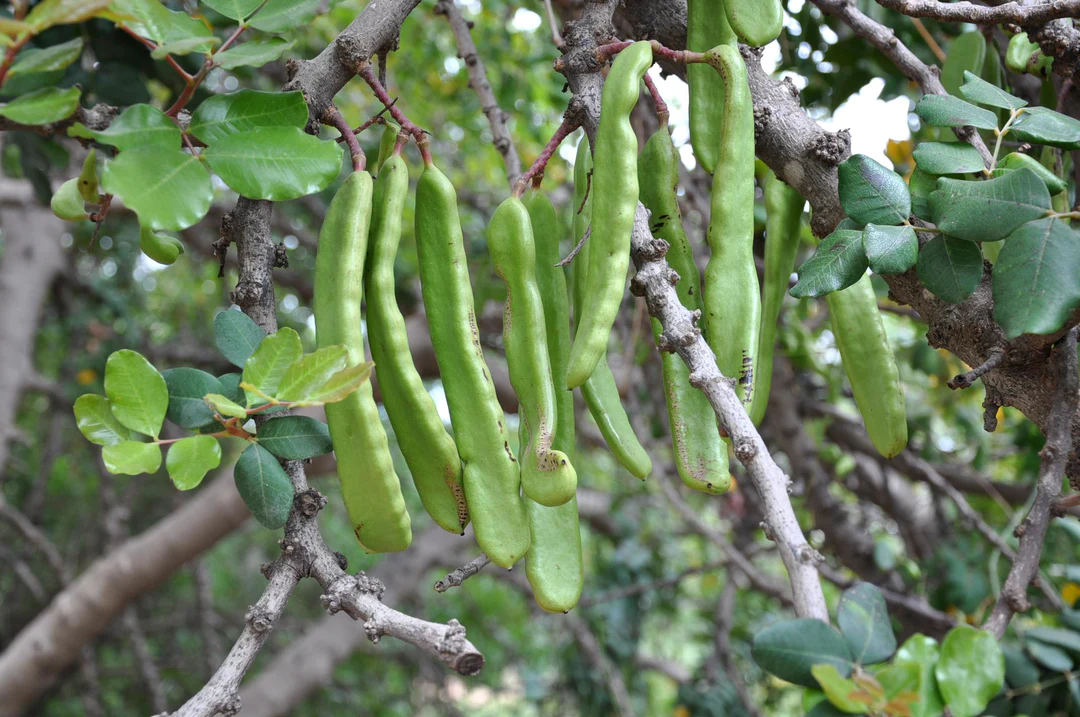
434;554;492;593
877;0;1080;25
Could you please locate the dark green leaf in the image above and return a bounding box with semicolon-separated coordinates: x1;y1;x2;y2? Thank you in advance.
213;38;294;70
234;443;293;529
69;104;182;151
935;625;1004;717
837;154;911;226
863;224;917;275
256;416;333;460
790;230;868;298
917;234;983;304
1003;644;1041;689
0;87;80;125
202;127;342;201
102;440;162;475
941;32;986;97
1024;626;1080;653
108;0;215;49
246;0;320;32
912;142;986;175
1011;107;1080;150
993;152;1068;194
959;70;1027;111
188;90;308;144
104;349;168;439
162;368;222;429
201;0;263;20
101;147;213;231
1024;638;1073;672
914;94;998;130
993;218;1080;339
929;168;1052;242
837;582;896;665
751;618;854;688
73;394;132;446
166;435;221;490
6;38;83;80
217;372;246;406
894;634;945;717
214;308;267;368
908;168;938;221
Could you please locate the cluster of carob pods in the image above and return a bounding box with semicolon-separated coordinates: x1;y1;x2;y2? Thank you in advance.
314;0;906;612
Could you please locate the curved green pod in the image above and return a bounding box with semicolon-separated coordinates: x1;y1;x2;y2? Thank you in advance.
639;124;729;494
488;196;577;507
750;170;804;426
566;40;654;389
571;138;652;480
414;160;529;568
826;274;908;459
724;0;783;47
703;44;760;409
523;187;583;612
688;0;736;173
314;171;412;553
366;152;468;534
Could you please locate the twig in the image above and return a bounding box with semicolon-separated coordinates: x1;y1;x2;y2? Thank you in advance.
983;326;1080;638
335;105;394;142
512;117;581;195
357;64;431;163
557;224;590;267
434;0;522;185
878;0;1080;25
542;0;565;50
948;347;1006;390
643;72;669;123
910;17;947;63
434;554;492;593
322;105;366;172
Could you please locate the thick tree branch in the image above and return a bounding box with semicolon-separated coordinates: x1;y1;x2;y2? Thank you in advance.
877;0;1080;25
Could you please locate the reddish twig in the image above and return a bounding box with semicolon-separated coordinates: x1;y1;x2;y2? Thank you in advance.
357;64;431;163
118;25;194;82
0;33;29;91
643;72;668;124
512;117;580;196
322;105;365;172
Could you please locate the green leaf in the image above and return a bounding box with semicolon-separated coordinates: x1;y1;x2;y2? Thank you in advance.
912;142;986;175
50;178;86;221
101;147;213;231
941;31;986;97
241;327;303;406
917;234;983;304
214;308;267;368
1011;106;1080;150
1024;637;1073;671
1002;645;1041;689
992;217;1080;339
104;349;168;439
108;0;215;49
150;35;219;58
217;372;246;406
25;0;111;31
863;224;917;275
68;104;182;151
875;663;921;711
202;127;342;201
751;618;854;688
838;155;910;226
234;443;293;529
139;225;184;265
188;90;308;145
6;38;83;79
275;345;348;402
162;368;222;429
935;625;1004;717
915;94;998;131
929;169;1052;242
246;0;320;32
837;583;896;665
959;71;1027;112
0;86;80;125
1023;626;1080;653
201;0;264;20
73;394;132;446
213;38;294;70
806;700;854;717
894;634;945;717
908;168;938;222
256;416;333;460
0;18;30;40
810;664;867;714
790;230;868;298
203;393;247;419
102;440;162;475
993;152;1068;194
166;435;221;490
291;361;373;406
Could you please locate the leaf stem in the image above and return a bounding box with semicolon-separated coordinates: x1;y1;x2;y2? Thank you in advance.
990;108;1023;172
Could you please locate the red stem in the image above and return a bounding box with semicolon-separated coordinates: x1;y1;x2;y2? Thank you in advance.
120;25;194;82
0;34;29;92
217;24;246;54
512;118;580;196
323;105;366;172
643;72;669;124
357;64;429;156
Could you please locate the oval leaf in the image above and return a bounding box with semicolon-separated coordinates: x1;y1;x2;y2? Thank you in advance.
811;664;868;714
25;0;111;31
935;625;1004;717
241;327;303;406
162;368;223;429
1002;644;1040;689
201;0;264;20
894;634;945;717
166;435;222;490
912;142;986;175
993;152;1068;195
960;71;1027;111
908;168;938;222
234;443;293;529
837;582;897;666
104;349;168;439
246;0;320;32
993;217;1080;339
1011;106;1080;150
101;147;213;231
0;86;81;125
863;224;917;275
1024;637;1073;672
203;393;247;419
188;89;308;144
7;38;84;80
73;394;132;446
275;345;348;402
102;440;162;475
941;31;986;97
751;618;854;688
915;94;998;131
68;103;181;151
838;154;911;226
790;229;868;298
929;169;1052;242
293;361;373;406
917;234;983;305
214;308;267;368
1023;626;1080;653
213;38;294;70
202;126;342;201
256;416;333;460
217;372;246;406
